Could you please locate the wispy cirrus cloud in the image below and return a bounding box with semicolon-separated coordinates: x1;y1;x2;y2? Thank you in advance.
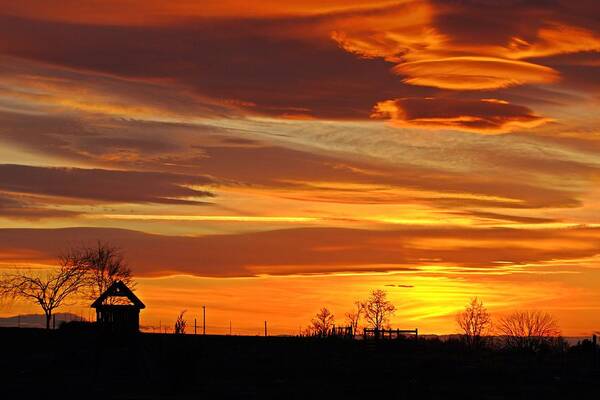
0;194;80;220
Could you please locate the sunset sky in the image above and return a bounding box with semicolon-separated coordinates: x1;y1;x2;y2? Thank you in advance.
1;0;600;336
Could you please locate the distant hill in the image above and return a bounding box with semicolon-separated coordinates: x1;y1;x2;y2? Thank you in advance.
0;313;85;328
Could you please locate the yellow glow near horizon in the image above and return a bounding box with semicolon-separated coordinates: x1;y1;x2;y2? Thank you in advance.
3;266;598;336
88;214;320;223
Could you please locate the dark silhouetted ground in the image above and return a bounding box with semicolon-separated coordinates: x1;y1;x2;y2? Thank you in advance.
1;327;598;399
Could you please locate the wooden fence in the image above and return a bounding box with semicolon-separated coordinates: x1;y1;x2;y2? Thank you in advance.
363;328;418;340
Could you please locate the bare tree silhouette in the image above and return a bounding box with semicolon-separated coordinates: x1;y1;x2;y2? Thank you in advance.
0;255;87;329
363;289;395;331
71;242;135;301
311;307;335;337
174;310;187;334
344;300;364;337
498;310;560;351
456;297;491;347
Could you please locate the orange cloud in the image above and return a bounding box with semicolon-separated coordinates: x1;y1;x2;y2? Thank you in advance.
330;1;441;62
0;164;215;205
3;226;600;277
372;97;550;133
506;23;600;60
0;17;417;120
0;0;400;25
330;3;600;91
392;57;559;90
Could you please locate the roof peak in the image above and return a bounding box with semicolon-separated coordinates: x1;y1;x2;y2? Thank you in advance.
91;280;145;309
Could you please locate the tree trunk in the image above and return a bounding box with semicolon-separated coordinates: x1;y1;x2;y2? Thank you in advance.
45;311;52;330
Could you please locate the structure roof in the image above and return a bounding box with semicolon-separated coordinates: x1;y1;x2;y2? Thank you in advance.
91;280;145;309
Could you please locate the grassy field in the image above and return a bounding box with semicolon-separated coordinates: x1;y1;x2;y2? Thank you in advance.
1;327;599;399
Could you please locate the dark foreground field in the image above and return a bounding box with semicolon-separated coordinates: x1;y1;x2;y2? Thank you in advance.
1;327;599;399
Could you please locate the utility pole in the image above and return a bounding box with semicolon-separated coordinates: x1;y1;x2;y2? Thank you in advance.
593;334;598;369
202;305;206;335
229;320;232;336
264;320;268;337
194;318;197;335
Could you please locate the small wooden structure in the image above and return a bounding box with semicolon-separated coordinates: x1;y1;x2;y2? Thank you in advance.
91;281;145;333
330;325;354;338
363;328;418;340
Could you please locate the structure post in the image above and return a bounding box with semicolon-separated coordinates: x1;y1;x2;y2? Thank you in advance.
202;305;206;335
264;320;268;337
